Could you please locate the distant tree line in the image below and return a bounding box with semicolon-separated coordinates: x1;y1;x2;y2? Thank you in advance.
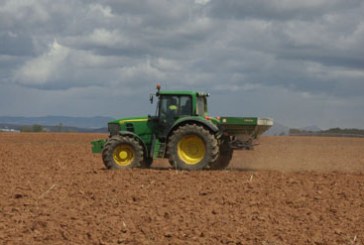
289;128;364;137
20;123;66;132
20;124;44;132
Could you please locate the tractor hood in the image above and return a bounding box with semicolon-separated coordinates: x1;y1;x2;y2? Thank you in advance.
108;116;149;125
107;116;153;140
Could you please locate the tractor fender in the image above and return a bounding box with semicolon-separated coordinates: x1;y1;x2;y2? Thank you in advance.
167;117;220;139
118;131;149;158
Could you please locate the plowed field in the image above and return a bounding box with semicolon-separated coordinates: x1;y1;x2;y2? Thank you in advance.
0;133;363;244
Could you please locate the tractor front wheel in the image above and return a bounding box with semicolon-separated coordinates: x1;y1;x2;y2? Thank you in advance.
168;124;219;170
102;135;144;169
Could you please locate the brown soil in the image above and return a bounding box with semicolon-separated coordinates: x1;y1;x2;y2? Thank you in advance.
0;133;363;244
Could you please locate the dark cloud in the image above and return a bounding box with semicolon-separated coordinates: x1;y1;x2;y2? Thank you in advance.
0;33;34;56
206;0;363;21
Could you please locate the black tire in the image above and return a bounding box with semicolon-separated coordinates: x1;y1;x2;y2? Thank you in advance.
167;124;219;170
210;139;233;170
211;137;233;170
102;135;144;169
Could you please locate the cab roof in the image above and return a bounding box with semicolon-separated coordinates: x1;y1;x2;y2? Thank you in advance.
157;90;209;97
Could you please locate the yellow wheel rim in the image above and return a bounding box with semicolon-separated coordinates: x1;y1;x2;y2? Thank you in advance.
113;145;134;167
177;135;206;165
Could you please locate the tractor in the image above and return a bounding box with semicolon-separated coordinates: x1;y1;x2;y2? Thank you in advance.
91;85;273;170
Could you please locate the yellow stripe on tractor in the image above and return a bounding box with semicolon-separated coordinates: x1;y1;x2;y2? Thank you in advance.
119;119;148;124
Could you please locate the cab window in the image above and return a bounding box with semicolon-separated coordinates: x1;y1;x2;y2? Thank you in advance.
159;95;192;117
196;96;207;116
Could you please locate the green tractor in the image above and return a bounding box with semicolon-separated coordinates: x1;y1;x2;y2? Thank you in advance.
91;85;273;170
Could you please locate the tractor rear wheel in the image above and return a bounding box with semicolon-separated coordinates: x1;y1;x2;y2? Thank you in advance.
210;140;233;170
168;124;219;170
102;135;144;169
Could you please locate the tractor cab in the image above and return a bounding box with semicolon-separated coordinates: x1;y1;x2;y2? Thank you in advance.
153;85;208;117
151;84;209;138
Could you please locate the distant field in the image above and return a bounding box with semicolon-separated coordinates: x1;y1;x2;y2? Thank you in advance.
0;133;363;244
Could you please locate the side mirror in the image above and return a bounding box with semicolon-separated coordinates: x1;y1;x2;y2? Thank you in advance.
149;94;154;104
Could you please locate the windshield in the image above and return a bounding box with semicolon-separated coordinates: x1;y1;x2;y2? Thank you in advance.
158;95;192;118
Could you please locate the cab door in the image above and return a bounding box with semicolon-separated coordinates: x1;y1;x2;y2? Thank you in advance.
157;95;192;139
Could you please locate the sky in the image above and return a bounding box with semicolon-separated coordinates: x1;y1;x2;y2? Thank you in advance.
0;0;363;129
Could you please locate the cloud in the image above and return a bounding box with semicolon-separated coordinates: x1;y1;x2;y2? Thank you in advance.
0;0;50;23
206;0;363;21
88;3;114;18
13;39;166;90
14;41;69;86
195;0;210;5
